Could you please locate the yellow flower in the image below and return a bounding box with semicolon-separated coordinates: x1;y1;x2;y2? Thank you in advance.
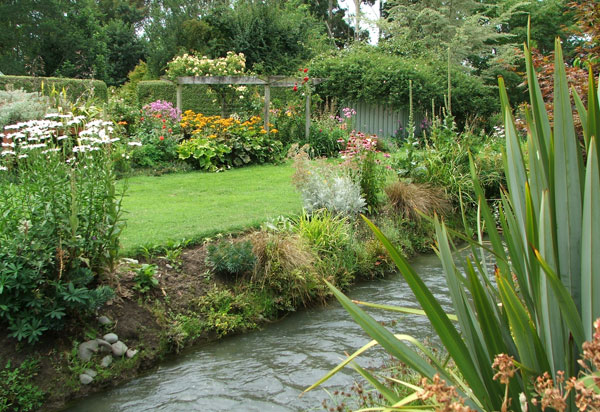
271;128;278;134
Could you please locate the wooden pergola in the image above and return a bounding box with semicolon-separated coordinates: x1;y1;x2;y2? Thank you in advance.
169;76;324;139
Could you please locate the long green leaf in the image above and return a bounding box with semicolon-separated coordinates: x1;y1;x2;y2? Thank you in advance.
533;247;585;348
553;38;584;313
537;191;566;375
322;278;440;380
524;43;551;183
363;216;492;409
581;137;600;341
351;300;458;321
573;86;588;144
464;259;506;358
303;334;446;395
497;275;549;376
587;68;600;152
502;104;529;254
352;363;400;404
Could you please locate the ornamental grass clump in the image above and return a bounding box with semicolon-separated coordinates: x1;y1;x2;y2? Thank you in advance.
384;181;451;221
250;231;320;310
0;114;122;343
306;36;600;411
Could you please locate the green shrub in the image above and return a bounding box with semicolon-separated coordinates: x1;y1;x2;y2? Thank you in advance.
310;46;498;127
133;264;159;294
0;89;51;129
177;137;231;171
291;151;366;215
0;359;44;412
0;75;107;102
206;240;256;280
195;287;260;337
0;115;121;343
130;100;183;169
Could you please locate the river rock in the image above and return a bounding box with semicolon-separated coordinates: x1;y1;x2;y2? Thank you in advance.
98;315;112;326
78;340;99;362
111;341;128;357
100;355;113;368
83;369;97;378
79;373;94;385
96;339;113;353
126;349;138;359
103;333;119;344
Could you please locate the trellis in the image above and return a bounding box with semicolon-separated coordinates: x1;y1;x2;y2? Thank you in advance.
169;76;323;139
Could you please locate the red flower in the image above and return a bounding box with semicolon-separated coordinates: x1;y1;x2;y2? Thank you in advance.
303;76;309;83
168;128;172;133
162;125;166;129
293;84;298;92
140;117;145;121
159;136;164;141
303;68;308;73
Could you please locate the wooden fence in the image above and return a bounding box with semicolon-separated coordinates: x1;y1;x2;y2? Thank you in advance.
346;101;424;138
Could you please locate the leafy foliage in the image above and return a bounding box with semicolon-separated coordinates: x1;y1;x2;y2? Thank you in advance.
310;46;499;127
0;115;121;342
178;111;283;171
133;264;159;294
291;150;366;216
0;359;44;412
206;240;257;280
307;38;600;411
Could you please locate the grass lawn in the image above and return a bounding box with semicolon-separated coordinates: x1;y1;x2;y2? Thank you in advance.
118;162;302;254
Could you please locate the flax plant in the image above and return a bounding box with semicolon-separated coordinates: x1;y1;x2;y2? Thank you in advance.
305;37;600;411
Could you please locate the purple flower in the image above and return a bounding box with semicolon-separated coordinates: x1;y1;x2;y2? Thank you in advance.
142;100;182;121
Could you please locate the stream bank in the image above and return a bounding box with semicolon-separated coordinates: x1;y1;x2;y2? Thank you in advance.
0;213;445;412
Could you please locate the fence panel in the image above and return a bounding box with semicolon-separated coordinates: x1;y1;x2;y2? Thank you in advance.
347;101;423;138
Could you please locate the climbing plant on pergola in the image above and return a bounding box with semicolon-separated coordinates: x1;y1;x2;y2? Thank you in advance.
167;75;323;139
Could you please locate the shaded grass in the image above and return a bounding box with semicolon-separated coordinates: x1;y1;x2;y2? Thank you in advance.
118;163;302;254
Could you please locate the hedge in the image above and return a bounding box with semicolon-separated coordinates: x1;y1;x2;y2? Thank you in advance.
310;46;499;127
136;80;222;114
0;75;108;102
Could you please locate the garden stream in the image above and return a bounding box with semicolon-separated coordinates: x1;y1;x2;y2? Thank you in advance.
65;252;456;412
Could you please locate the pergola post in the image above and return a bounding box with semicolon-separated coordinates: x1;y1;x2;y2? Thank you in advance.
263;85;270;132
176;84;182;113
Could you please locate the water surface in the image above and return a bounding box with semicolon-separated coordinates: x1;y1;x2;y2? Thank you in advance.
66;252;454;412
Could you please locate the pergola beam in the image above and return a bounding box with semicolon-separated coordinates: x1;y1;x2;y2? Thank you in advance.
168;75;324;140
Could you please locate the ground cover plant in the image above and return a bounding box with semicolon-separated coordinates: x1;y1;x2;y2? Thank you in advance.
307;38;600;411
